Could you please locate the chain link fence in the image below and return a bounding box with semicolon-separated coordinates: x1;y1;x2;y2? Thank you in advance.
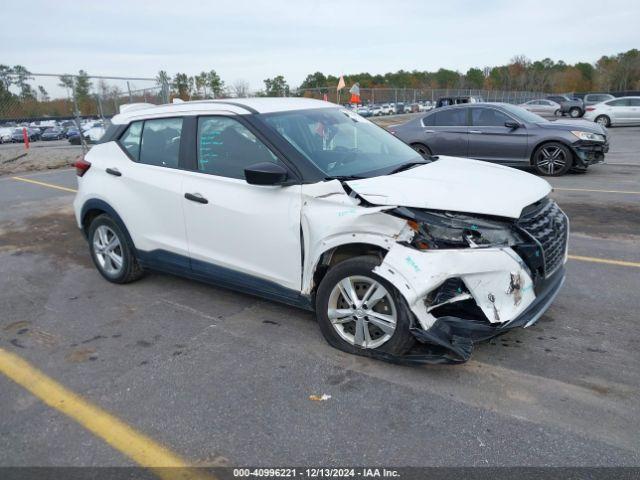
297;87;549;105
0;73;167;124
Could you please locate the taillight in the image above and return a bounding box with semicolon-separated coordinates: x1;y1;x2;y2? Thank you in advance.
74;156;91;177
586;107;595;111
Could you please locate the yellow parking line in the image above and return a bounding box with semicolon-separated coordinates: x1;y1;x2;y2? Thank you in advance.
555;187;640;195
11;176;77;193
0;348;214;480
568;254;640;268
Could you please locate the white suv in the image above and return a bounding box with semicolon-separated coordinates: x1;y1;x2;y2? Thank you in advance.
73;98;568;364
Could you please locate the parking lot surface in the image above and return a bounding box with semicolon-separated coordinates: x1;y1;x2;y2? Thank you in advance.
0;126;639;469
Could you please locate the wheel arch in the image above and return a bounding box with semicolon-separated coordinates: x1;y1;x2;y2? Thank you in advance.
529;139;576;166
308;242;389;297
80;199;136;250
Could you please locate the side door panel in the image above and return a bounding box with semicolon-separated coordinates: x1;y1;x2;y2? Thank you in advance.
467;107;529;164
181;114;303;293
104;120;189;261
428;109;468;157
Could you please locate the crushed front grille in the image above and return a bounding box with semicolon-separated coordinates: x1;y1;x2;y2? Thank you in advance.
518;199;568;277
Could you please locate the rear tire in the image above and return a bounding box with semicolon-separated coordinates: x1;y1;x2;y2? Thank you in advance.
88;214;144;284
595;115;611;128
315;256;415;357
569;107;582;118
532;142;573;176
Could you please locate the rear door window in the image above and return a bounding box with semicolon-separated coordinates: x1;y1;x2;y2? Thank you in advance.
607;99;630;107
434;109;467;126
139;118;183;168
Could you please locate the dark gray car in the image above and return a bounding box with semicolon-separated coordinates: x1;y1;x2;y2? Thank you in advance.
390;103;609;176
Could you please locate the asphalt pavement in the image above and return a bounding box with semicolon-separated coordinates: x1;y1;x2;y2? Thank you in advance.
0;127;639;469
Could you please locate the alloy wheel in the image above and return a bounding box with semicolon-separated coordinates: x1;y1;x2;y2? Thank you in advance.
596;116;609;127
537;146;567;175
93;225;124;275
327;275;397;349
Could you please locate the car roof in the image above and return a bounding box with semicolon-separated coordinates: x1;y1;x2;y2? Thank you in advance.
111;97;336;125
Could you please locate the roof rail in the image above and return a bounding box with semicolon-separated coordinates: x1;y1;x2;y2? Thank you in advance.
119;103;156;114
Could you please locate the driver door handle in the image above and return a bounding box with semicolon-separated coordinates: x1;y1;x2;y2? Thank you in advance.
469;130;483;134
424;129;435;133
184;192;208;204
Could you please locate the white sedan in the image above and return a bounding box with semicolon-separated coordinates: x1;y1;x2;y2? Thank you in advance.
583;96;640;127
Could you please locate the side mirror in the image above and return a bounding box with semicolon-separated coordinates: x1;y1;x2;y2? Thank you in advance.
504;121;521;129
244;162;288;186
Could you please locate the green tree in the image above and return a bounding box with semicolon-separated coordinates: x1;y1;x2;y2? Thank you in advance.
172;73;190;100
465;68;484;89
264;75;290;97
433;68;460;88
206;70;225;98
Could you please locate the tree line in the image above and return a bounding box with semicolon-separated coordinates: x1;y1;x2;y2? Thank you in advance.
1;48;639;119
298;49;640;93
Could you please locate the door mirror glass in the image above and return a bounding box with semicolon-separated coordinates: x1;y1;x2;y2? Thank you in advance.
504;121;521;129
245;162;288;185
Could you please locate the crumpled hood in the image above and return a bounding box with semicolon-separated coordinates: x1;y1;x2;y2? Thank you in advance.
346;156;551;219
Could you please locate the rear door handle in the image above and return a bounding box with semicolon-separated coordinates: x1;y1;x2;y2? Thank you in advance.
184;192;208;204
106;168;121;177
424;129;435;133
469;130;482;134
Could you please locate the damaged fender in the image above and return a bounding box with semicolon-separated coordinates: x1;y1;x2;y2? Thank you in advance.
300;180;411;295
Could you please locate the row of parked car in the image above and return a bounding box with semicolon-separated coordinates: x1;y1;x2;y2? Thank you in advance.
353;101;435;117
0;119;107;145
519;95;640;126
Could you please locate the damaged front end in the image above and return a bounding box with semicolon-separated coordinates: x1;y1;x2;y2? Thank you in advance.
368;198;569;364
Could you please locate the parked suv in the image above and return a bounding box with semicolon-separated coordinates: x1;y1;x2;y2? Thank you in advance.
74;98;568;364
546;95;584;118
391;103;608;176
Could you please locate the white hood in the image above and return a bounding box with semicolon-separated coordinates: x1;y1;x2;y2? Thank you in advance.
346;156;551;219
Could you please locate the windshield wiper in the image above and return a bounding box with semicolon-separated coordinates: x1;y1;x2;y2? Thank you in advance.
387;160;429;175
327;174;365;180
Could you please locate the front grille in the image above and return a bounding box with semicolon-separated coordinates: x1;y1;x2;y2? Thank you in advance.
517;199;568;277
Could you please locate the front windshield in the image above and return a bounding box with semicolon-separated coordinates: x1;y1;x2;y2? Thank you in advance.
501;104;548;123
262;108;421;178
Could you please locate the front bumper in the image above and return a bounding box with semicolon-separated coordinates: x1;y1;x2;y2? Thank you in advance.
361;243;567;365
572;140;609;168
406;267;565;364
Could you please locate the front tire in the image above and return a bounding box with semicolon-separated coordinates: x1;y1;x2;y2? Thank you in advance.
88;214;144;284
315;256;414;356
411;143;432;157
533;142;573;176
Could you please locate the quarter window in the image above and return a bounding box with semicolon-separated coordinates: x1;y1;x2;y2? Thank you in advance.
197;117;280;179
119;121;143;161
139;118;183;168
421;113;435;126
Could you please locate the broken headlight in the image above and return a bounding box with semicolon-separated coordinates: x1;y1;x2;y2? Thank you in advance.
393;207;524;250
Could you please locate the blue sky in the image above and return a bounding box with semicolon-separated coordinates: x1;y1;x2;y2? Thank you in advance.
1;0;638;94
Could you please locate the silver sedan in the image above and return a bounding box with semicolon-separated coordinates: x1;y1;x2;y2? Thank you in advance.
519;99;561;117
